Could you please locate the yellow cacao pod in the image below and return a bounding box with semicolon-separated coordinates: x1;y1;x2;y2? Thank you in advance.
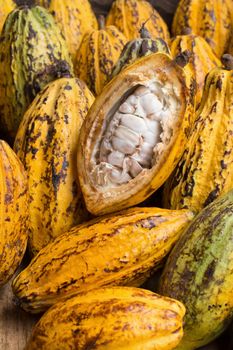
14;77;94;255
25;286;186;350
106;0;170;43
75;19;127;96
37;0;98;63
171;33;221;108
77;52;194;216
0;140;28;286
163;56;233;213
0;0;15;32
172;0;232;58
12;207;193;313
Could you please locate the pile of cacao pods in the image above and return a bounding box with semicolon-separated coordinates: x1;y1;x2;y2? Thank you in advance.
0;0;233;349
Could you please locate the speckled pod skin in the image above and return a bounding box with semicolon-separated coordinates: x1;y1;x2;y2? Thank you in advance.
25;286;185;350
37;0;98;63
106;0;170;43
172;0;232;58
77;53;194;216
111;35;171;79
14;78;94;256
75;24;127;96
159;190;233;350
163;64;233;213
12;207;193;313
171;34;221;108
0;5;74;141
0;140;28;287
0;0;15;32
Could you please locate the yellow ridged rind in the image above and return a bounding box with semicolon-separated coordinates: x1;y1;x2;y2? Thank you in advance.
14;77;94;255
0;140;28;286
12;207;193;313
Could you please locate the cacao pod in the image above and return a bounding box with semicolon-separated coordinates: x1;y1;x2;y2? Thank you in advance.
77;52;194;216
75;17;127;96
159;189;233;350
172;0;232;58
110;24;171;79
25;286;186;350
0;4;73;142
171;33;221;108
163;56;233;213
14;77;94;256
12;206;193;313
0;0;15;32
0;140;28;286
36;0;98;63
106;0;170;43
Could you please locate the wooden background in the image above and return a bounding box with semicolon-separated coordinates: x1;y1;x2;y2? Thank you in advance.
0;1;232;349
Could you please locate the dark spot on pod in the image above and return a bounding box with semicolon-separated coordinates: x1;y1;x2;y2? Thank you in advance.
204;186;220;207
210;102;217;114
4;193;13;204
220;160;227;169
28;22;37;40
174;50;192;68
202;260;216;287
64;85;72;90
216;77;222;91
221;54;233;71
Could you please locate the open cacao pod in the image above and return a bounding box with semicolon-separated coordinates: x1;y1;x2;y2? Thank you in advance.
77;52;194;215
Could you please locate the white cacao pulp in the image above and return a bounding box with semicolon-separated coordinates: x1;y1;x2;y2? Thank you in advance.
91;80;180;187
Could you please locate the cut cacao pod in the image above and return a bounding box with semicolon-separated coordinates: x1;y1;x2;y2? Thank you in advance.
159;189;233;349
12;206;193;313
163;56;233;213
25;286;186;350
14;77;94;255
0;140;28;287
172;0;232;58
77;52;194;215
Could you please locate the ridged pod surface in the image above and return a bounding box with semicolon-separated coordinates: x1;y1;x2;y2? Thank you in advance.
111;29;171;79
172;0;232;58
171;34;221;108
14;78;94;255
159;190;233;350
0;5;73;141
25;286;186;350
163;62;233;213
37;0;98;62
12;207;193;313
0;140;28;286
0;0;15;32
77;52;194;215
75;22;127;96
106;0;170;43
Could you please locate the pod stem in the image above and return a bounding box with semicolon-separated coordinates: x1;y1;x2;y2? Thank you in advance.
174;50;192;68
139;16;153;39
181;27;192;35
98;15;106;30
15;0;36;7
221;54;233;70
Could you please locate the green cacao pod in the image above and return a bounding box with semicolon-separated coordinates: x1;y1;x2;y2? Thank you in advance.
110;25;171;79
25;286;186;350
12;207;193;313
0;140;28;286
14;77;94;255
0;4;73;142
163;55;233;213
159;189;233;350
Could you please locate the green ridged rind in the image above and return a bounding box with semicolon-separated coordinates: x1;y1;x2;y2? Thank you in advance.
0;5;73;141
159;190;233;350
110;37;171;79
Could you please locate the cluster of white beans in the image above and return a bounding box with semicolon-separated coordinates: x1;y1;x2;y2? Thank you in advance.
93;81;179;187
